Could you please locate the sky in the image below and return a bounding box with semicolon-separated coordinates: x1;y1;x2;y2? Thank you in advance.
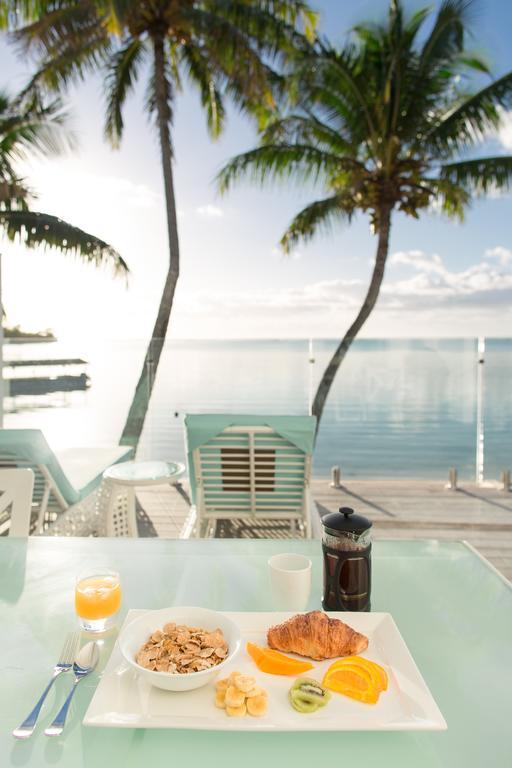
1;0;512;341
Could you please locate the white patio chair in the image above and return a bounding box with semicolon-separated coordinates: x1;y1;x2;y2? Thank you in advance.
185;414;318;539
0;429;134;534
0;468;35;536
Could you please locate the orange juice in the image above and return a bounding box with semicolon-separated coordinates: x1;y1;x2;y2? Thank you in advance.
75;574;121;621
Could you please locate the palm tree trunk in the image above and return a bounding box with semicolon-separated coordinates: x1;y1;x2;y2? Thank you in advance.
120;34;180;448
312;202;393;437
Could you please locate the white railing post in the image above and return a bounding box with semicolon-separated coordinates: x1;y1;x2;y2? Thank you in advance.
308;338;315;415
475;337;485;485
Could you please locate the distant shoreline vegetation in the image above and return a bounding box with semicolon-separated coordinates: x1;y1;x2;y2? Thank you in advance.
4;326;56;343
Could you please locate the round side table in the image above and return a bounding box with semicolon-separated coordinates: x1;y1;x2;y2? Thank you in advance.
96;460;185;537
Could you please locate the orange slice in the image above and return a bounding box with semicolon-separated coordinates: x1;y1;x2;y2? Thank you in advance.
246;642;314;676
327;656;388;692
323;664;379;704
323;662;373;690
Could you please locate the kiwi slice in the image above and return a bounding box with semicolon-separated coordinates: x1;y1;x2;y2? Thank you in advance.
289;677;331;713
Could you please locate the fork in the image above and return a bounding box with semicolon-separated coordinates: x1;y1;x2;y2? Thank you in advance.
12;632;80;740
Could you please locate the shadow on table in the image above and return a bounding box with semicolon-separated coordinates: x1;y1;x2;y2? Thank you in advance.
0;538;27;604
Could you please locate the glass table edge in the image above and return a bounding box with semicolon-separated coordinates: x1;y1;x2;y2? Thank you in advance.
460;539;511;590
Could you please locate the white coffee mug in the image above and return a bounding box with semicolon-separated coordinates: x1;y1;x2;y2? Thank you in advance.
268;553;312;611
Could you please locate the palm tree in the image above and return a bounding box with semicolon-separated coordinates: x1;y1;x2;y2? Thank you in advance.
218;0;512;436
5;0;316;448
0;87;126;269
0;85;127;424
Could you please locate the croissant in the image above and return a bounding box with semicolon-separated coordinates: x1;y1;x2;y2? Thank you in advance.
267;610;368;661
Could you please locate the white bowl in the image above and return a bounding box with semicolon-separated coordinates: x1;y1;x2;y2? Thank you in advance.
119;606;241;691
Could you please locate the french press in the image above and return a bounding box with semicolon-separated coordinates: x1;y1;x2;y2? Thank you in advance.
321;506;372;612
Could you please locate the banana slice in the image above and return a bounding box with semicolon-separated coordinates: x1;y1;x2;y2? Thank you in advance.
225;685;245;708
234;674;256;693
215;691;226;709
215;671;268;717
246;695;268;717
226;703;247;717
245;685;266;698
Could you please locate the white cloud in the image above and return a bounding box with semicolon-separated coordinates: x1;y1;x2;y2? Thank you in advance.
182;249;512;324
390;250;444;274
385;249;512;307
183;278;364;318
196;204;224;218
171;248;512;338
485;245;512;266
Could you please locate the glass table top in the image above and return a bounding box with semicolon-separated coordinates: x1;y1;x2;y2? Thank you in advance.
1;537;510;767
103;460;185;484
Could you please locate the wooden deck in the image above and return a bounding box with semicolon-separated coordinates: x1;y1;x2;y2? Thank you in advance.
312;479;512;581
136;478;512;582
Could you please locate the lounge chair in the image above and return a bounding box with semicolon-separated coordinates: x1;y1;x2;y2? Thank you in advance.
185;414;318;538
0;429;134;533
0;468;34;536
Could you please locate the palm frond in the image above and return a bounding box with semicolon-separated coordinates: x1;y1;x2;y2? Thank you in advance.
0;178;30;208
217;144;346;193
418;0;472;76
13;3;104;57
260;113;354;155
280;193;353;253
305;48;379;151
12;2;110;92
200;0;314;59
426;71;512;155
104;36;146;146
0;210;129;275
188;7;274;109
179;43;226;138
0;88;73;167
440;156;512;195
422;176;471;219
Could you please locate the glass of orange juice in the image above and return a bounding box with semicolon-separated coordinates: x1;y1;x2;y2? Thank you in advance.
75;570;121;632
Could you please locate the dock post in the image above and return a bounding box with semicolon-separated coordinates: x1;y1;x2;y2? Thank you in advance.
448;467;458;490
330;466;341;488
475;337;485;484
501;470;511;492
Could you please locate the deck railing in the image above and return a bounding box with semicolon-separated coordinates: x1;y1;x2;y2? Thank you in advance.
1;336;510;485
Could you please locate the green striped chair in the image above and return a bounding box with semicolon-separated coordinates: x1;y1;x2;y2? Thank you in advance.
0;429;134;534
185;414;317;538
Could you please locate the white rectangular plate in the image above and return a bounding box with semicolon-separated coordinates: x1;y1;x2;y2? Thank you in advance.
83;610;446;731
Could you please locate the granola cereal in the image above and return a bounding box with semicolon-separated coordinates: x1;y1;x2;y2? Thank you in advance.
136;623;229;674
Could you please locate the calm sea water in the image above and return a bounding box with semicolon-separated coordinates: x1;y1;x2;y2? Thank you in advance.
4;338;512;481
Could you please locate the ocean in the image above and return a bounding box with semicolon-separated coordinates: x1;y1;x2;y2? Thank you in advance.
4;338;511;481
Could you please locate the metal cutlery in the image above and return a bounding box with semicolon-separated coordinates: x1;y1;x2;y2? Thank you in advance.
44;641;100;737
12;632;80;740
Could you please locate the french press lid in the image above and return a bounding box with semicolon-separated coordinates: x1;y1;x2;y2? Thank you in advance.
322;506;372;537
